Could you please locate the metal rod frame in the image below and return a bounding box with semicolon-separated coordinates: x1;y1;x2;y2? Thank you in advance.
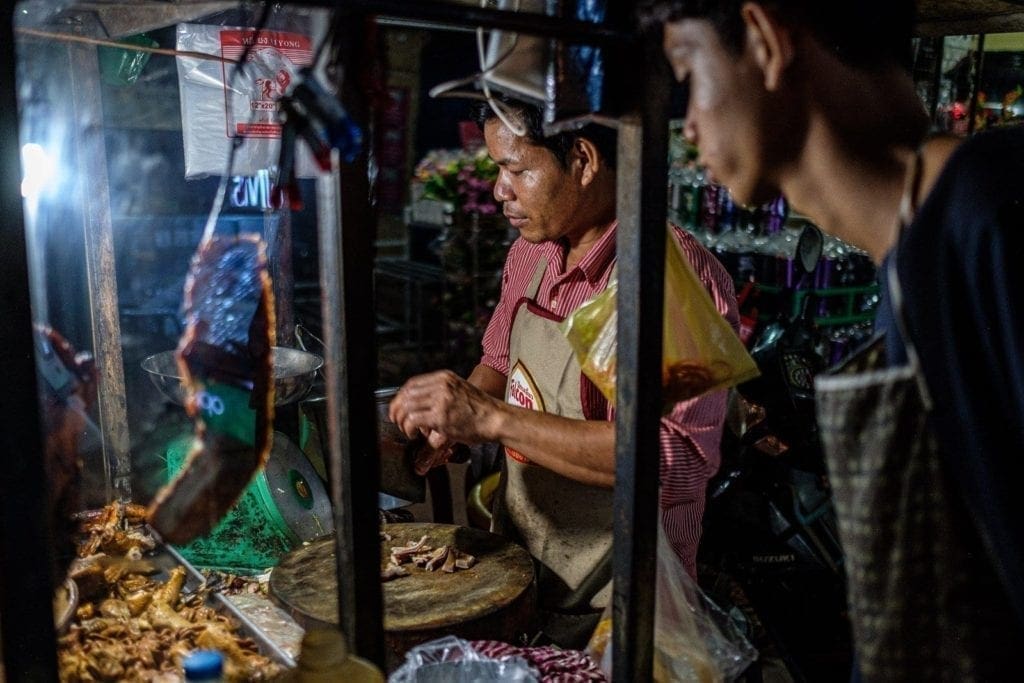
967;33;987;135
316;150;386;668
67;30;133;503
609;27;670;683
290;0;628;44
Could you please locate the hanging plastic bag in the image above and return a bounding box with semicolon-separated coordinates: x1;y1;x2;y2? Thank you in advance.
585;522;758;681
176;17;327;179
562;228;759;407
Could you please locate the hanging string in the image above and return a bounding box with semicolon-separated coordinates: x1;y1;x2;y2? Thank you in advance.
15;27;231;63
200;0;275;245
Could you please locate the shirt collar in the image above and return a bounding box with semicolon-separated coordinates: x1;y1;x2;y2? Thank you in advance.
556;220;618;285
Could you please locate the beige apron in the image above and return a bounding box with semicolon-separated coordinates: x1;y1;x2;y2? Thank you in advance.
814;248;1019;679
492;257;614;618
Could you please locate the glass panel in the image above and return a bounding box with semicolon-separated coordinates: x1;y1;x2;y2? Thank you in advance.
17;0;330;506
14;2;334;676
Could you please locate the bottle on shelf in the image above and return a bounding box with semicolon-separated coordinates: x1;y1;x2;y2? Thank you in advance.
664;161;880;364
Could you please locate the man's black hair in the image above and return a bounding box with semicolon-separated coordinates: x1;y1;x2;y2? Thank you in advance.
637;0;917;71
471;94;617;168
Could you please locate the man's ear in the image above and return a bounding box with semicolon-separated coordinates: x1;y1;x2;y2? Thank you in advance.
741;2;794;91
574;137;603;187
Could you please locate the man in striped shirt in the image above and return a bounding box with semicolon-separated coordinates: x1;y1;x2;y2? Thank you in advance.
390;95;738;646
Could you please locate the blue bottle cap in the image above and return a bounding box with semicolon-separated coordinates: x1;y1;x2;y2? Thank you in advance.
183;650;224;679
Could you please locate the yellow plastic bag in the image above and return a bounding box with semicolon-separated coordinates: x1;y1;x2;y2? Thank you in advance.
562;229;759;406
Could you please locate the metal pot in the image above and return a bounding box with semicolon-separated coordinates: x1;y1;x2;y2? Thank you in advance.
298;388;426;504
374;386;409;445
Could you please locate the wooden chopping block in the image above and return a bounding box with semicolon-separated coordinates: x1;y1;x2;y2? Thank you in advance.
269;522;536;671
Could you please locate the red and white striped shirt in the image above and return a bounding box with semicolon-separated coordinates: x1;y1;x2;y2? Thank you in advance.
480;221;739;577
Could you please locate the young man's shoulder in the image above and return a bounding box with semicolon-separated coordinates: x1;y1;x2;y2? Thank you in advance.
960;124;1024;157
916;126;1024;237
943;126;1024;191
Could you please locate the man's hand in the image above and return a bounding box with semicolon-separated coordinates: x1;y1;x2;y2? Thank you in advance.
390;365;616;487
388;370;503;449
410;439;453;476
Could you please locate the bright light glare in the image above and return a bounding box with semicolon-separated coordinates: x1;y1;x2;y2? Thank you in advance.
21;143;56;199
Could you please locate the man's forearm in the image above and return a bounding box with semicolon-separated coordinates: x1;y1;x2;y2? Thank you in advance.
487;404;615;488
470;363;615;487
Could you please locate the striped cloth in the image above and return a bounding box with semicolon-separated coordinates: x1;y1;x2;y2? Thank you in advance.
480;221;739;577
470;640;607;682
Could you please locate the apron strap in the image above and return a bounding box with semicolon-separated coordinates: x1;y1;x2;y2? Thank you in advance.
898;146;925;228
525;257;548;300
884;257;933;410
888;146;934;411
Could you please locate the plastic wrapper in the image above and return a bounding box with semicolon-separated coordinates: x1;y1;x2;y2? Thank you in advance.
586;523;758;682
555;0;606;117
98;33;158;86
176;21;322;179
388;636;539;682
562;229;760;407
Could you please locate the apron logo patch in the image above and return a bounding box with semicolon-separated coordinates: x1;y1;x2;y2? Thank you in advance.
507;361;545;412
506;447;531;464
506;361;544;464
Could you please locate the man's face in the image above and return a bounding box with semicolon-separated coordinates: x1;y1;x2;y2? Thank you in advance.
662;18;779;206
484;118;584;244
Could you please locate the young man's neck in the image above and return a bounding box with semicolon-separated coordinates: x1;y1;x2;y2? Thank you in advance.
780;57;929;264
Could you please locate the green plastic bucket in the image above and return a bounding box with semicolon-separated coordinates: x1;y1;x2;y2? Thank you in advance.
163;431;331;573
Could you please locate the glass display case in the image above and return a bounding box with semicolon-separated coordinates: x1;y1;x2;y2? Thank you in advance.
3;1;391;679
8;1;1019;680
17;0;336;545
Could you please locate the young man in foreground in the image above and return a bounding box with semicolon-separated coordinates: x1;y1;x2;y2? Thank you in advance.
641;1;1024;678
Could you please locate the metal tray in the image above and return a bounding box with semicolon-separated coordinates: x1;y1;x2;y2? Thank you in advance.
156;540;298;670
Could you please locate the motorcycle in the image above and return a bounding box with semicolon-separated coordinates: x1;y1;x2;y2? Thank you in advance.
698;225;855;682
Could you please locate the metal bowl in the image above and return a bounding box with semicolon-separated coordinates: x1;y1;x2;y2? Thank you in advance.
141;347;323;406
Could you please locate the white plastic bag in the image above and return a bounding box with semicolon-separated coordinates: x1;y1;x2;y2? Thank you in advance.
176;21;323;178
